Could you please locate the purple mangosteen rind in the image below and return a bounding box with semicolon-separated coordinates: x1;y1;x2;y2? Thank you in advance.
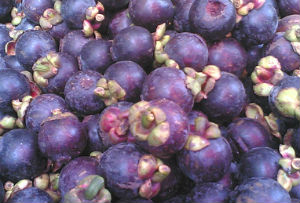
129;99;189;158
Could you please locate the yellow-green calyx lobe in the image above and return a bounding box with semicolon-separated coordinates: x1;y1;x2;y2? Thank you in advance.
275;87;300;120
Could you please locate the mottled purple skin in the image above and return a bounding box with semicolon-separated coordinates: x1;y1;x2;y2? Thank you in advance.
245;44;264;75
82;114;106;153
234;2;278;46
129;0;175;32
134;99;189;158
7;187;54;203
105;61;147;102
164;32;208;72
115;199;153;203
59;156;99;196
108;9;133;38
0;180;3;203
277;15;300;32
111;26;154;68
0;0;13;21
290;184;300;199
4;55;28;72
38;114;87;167
238;147;281;183
161;195;186;203
45;52;79;95
21;0;53;24
61;0;96;29
173;0;195;32
185;183;230;203
278;0;300;17
141;67;194;113
0;25;11;57
47;21;71;41
229;178;291;203
264;32;300;73
0;56;6;69
60;30;93;58
15;30;57;68
177;136;233;183
79;39;113;73
0;69;30;113
64;71;105;115
98;101;132;149
0;129;46;182
189;0;236;41
97;143;144;199
216;170;233;189
269;76;300;123
100;0;129;11
25;93;70;133
208;38;247;77
292;128;300;156
198;72;246;124
226;118;275;159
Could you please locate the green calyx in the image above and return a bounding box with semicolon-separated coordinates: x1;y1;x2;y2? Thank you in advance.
275;87;300;120
251;56;284;97
11;7;25;26
138;156;170;199
83;2;105;37
94;78;126;106
84;176;105;200
12;95;33;128
285;25;300;56
34;174;50;190
39;6;62;30
129;101;170;147
184;65;221;102
231;0;265;16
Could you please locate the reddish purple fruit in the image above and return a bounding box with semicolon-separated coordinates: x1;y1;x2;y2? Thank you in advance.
173;0;195;32
278;0;300;17
277;15;300;33
108;9;133;38
47;21;71;41
129;99;189;158
208;38;247;77
189;0;236;41
6;187;54;203
21;0;53;24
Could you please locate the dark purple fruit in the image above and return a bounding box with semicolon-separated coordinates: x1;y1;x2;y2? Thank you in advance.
177;111;232;183
3;55;27;72
129;99;188;158
21;0;53;24
0;69;30;113
163;32;208;71
161;195;186;203
141;67;194;113
59;156;99;197
15;30;57;68
98;101;132;149
277;15;300;32
291;127;300;156
25;93;69;132
229;178;291;203
198;72;246;124
47;21;71;41
245;44;264;74
173;0;195;32
64;71;105;115
238;147;281;182
98;143;171;200
33;52;79;95
82;114;105;153
111;26;154;68
115;199;153;203
185;183;230;203
226;118;275;159
278;0;300;17
0;0;13;21
100;0;129;11
97;61;146;105
0;129;46;182
79;39;112;73
208;38;247;77
108;9;132;38
0;25;11;57
0;56;6;69
38;112;87;169
129;0;175;32
189;0;236;41
291;184;300;199
7;187;54;203
0;180;3;203
60;30;93;58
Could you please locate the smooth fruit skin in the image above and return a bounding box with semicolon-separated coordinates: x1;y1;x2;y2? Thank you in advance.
0;25;11;57
128;0;175;32
0;180;3;203
229;178;291;203
238;147;281;183
198;72;246;124
277;15;300;33
278;0;300;17
0;0;13;21
164;32;208;71
108;9;133;38
6;187;54;203
173;0;195;32
59;156;99;197
0;129;46;182
292;128;300;156
100;0;129;11
111;26;154;68
141;67;194;113
115;199;153;203
25;94;70;132
4;55;28;72
177;136;233;183
189;0;236;41
208;38;247;77
47;21;71;41
21;0;53;24
64;71;105;115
